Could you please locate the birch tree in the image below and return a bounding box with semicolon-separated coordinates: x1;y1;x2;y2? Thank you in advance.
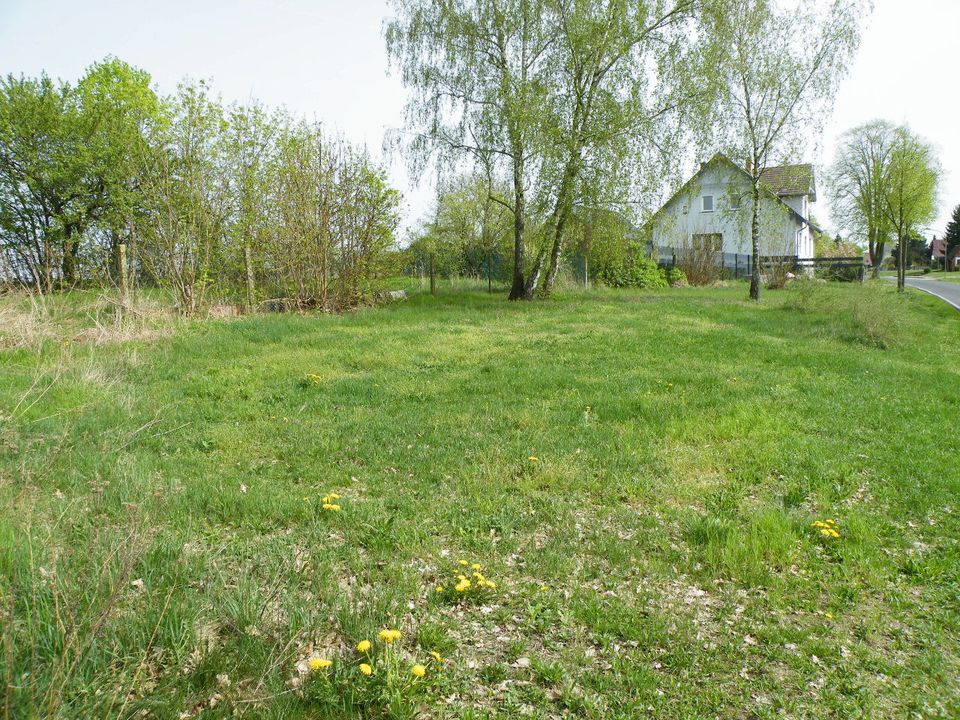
535;0;706;297
386;0;552;300
706;0;864;300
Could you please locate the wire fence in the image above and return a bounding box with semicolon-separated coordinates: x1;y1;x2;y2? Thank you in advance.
652;246;866;282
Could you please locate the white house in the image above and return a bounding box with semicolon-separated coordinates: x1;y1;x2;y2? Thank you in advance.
649;153;818;263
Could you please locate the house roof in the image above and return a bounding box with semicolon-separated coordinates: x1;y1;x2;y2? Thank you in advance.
648;153;814;231
931;238;946;257
759;164;817;201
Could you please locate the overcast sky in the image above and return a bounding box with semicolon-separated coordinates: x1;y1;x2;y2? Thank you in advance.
1;0;957;239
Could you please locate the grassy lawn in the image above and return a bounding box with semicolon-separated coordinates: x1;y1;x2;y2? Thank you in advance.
2;281;959;719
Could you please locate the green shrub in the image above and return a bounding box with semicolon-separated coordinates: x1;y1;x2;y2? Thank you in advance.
666;266;688;287
596;244;668;289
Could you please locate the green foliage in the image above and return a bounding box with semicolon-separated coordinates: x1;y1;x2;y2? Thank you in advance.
387;0;718;299
883;125;941;287
0;61;402;312
890;235;930;269
596;243;667;289
829;120;898;274
407;175;513;290
0;59;161;290
665;266;688;287
706;0;865;299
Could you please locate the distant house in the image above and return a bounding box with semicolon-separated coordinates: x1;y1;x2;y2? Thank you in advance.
649;153;817;263
930;237;959;270
931;237;945;265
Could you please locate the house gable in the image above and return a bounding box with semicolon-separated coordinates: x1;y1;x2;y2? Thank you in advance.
649;153;816;259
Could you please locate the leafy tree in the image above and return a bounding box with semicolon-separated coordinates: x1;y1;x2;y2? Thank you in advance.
137;81;230;313
387;0;710;301
532;0;708;298
408;175;512;293
882;126;940;292
889;234;929;270
829;120;897;278
0;59;159;291
267;122;401;308
225;102;277;308
75;57;161;283
386;0;552;300
706;0;864;300
0;72;74;291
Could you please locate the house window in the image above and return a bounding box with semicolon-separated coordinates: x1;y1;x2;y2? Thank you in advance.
729;193;741;210
691;233;722;253
702;195;714;212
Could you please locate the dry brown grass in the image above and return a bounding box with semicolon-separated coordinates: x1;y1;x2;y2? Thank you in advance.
0;291;180;349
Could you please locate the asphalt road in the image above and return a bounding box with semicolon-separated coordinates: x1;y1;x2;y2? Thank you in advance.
886;276;960;311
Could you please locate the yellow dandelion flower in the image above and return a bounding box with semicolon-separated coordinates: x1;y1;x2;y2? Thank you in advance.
429;651;443;663
826;518;835;525
455;580;471;592
471;563;481;570
485;581;497;589
528;456;539;461
828;529;840;538
329;493;341;500
458;559;468;566
472;572;485;581
411;664;426;678
322;503;341;512
378;629;402;643
359;662;373;676
825;612;833;619
457;574;468;582
308;658;332;671
356;640;371;653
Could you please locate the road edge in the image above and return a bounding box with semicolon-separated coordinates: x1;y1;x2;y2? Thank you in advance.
881;277;960;312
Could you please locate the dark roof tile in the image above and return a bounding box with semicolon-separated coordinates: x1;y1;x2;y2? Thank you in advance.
759;164;816;200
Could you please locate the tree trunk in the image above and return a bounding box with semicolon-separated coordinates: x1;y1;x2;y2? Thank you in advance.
487;253;492;293
541;159;579;297
524;243;549;299
897;234;905;292
42;234;53;294
429;253;436;295
749;179;761;301
508;156;527;300
62;229;78;288
118;243;129;311
867;225;879;279
244;243;256;312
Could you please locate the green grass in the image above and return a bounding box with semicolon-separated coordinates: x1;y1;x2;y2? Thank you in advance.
2;281;959;718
